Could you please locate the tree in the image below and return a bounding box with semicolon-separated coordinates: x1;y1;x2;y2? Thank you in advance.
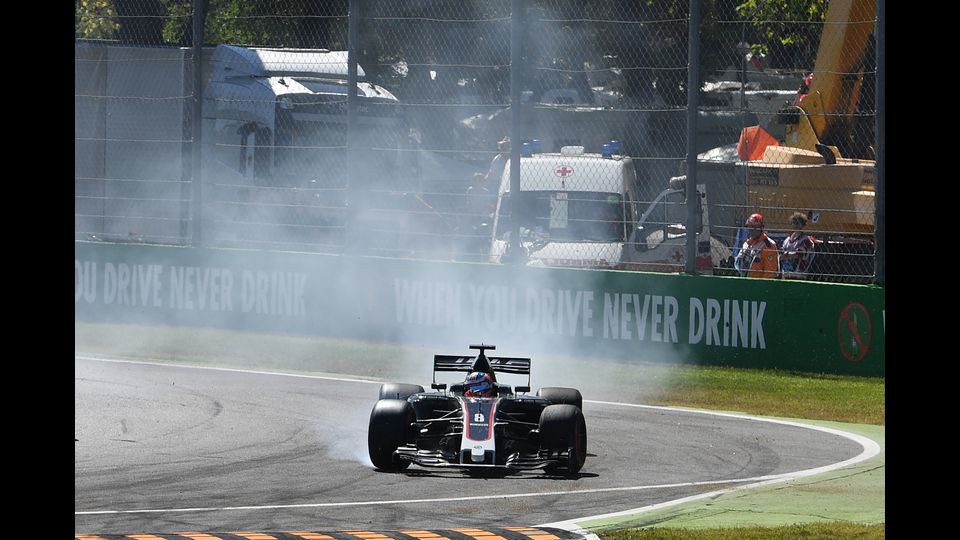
735;0;828;69
160;0;346;48
76;0;120;40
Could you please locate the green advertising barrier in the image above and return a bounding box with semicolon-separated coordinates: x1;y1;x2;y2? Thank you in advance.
75;242;884;376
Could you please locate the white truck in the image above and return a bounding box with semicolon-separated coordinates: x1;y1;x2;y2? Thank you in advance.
488;145;730;273
205;44;407;185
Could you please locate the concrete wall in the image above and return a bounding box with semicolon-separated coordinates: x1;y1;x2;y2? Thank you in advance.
75;42;191;243
75;41;108;237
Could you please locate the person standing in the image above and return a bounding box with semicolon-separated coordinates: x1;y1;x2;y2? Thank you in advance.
734;213;780;279
476;137;509;225
780;211;817;279
470;138;509;226
457;138;508;261
485;137;510;185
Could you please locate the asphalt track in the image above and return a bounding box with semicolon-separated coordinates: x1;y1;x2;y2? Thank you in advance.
75;356;865;536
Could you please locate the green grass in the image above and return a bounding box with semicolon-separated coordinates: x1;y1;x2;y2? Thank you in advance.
507;356;884;425
648;365;884;425
602;523;884;540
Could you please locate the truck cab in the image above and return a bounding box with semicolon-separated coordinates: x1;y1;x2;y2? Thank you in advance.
205;44;406;186
628;180;730;273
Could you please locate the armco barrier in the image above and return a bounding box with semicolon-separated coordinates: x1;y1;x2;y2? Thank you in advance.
75;242;884;377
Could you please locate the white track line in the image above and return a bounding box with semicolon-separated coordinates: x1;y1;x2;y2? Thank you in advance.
74;354;384;385
74;354;881;523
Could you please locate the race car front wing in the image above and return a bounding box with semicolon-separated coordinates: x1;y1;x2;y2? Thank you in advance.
394;443;573;470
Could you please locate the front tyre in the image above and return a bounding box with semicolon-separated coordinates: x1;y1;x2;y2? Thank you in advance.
537;387;583;411
368;399;415;471
539;404;587;474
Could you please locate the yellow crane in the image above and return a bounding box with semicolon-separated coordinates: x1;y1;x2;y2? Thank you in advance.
781;0;877;161
734;0;878;279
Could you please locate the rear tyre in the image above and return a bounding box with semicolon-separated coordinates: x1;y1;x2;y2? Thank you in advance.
538;404;587;474
537;387;583;411
378;383;425;400
368;399;415;471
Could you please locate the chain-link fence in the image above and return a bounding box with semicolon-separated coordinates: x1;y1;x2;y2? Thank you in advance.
75;0;881;284
699;0;879;284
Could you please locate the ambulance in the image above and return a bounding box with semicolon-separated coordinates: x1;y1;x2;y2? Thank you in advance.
488;144;730;273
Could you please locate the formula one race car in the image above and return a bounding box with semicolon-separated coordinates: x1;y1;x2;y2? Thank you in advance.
367;344;587;474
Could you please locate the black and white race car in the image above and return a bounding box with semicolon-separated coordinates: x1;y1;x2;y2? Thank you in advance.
367;344;587;474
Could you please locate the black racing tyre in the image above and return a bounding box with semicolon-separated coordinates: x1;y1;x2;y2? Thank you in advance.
378;383;425;401
538;404;587;474
367;399;415;471
537;387;583;411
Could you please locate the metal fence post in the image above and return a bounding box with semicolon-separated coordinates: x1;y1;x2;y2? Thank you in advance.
875;0;884;286
508;0;524;265
345;0;360;254
191;0;206;247
685;0;700;274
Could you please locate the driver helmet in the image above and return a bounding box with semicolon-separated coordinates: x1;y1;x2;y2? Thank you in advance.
464;371;495;398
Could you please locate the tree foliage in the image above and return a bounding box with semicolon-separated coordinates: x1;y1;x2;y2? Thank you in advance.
736;0;829;67
82;0;831;99
160;0;347;48
76;0;121;40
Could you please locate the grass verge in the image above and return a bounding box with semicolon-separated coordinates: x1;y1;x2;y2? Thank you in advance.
603;523;884;540
645;364;884;425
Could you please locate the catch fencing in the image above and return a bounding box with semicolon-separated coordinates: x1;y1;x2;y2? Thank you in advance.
75;0;883;284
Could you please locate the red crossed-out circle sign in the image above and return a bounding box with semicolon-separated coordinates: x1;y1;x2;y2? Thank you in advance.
555;165;574;178
837;301;872;362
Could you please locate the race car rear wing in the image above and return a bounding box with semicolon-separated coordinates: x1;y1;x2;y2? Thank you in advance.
432;346;532;392
433;355;532;375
